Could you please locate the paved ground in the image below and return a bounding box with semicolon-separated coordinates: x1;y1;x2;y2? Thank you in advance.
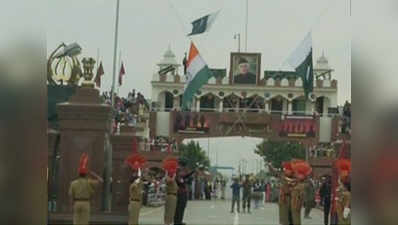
49;200;324;225
139;199;324;225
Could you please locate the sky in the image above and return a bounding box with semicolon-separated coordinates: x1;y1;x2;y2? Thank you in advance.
46;0;351;174
47;0;351;104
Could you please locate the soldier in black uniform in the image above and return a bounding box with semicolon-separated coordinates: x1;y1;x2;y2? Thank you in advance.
233;57;257;84
174;162;196;225
320;175;332;225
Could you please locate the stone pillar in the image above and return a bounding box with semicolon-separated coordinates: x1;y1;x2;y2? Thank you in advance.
288;100;293;115
219;99;224;112
56;87;112;213
110;131;143;212
173;96;180;110
311;101;315;114
264;100;270;113
196;98;201;112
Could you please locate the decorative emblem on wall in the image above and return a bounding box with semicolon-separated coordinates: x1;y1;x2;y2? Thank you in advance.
288;93;294;99
47;42;83;86
219;91;224;97
309;93;316;102
173;89;179;95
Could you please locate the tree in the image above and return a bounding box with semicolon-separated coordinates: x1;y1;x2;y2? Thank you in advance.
255;140;306;169
178;140;210;170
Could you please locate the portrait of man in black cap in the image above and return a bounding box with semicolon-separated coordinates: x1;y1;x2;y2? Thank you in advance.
231;53;260;85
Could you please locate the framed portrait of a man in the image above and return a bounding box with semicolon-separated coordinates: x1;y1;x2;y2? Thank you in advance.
230;52;261;85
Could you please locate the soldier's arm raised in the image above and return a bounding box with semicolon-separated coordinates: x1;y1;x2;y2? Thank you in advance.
89;171;104;183
267;162;280;177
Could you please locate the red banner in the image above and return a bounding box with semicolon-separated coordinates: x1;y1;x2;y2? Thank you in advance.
279;118;316;138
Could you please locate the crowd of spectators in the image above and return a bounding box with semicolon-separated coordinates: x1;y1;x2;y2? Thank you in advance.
101;89;150;132
341;101;351;134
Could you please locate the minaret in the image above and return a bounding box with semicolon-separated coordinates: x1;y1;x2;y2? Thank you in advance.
314;51;333;80
156;45;181;77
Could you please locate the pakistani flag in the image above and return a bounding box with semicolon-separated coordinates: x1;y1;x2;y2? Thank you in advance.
188;10;220;36
287;32;314;98
182;42;214;110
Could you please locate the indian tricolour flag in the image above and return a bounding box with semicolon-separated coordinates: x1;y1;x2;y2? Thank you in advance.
182;42;214;110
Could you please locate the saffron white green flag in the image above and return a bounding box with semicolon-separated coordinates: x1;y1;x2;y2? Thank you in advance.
182;42;213;110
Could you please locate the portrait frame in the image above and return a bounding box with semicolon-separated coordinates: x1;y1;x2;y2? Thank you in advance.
230;52;261;85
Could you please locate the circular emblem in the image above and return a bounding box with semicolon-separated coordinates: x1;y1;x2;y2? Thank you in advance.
288;93;294;99
264;93;270;98
219;91;224;97
309;93;316;101
173;89;179;95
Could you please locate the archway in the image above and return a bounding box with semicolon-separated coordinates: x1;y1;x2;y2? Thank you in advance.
223;94;241;112
315;96;331;115
200;93;217;112
270;95;286;114
163;91;174;111
292;96;307;115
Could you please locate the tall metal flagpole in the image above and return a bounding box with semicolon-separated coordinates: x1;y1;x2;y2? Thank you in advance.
106;0;120;212
245;0;248;52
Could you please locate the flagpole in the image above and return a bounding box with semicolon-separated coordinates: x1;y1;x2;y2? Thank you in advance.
111;0;120;107
106;0;120;212
245;0;248;52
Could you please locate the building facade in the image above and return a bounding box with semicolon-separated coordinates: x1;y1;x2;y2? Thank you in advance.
151;47;338;117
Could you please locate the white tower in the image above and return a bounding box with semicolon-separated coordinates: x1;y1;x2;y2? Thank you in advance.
157;45;181;77
314;51;333;80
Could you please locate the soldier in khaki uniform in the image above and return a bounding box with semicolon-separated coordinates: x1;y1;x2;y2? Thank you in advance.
128;168;143;225
125;149;147;225
335;159;351;225
68;153;103;225
268;161;295;225
290;159;313;225
164;172;177;225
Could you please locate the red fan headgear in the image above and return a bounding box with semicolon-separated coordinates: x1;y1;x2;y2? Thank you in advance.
282;161;293;173
79;153;89;175
336;159;351;182
291;160;312;180
163;156;178;176
126;153;147;170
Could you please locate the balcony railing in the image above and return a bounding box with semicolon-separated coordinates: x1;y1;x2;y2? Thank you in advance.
150;107;341;117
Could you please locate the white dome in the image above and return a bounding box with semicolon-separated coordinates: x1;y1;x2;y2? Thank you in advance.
315;51;330;70
158;45;180;66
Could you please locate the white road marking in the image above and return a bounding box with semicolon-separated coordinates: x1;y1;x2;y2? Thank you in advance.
233;211;239;225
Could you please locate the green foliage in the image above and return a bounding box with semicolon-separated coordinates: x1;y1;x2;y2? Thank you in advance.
178;140;210;170
254;140;306;169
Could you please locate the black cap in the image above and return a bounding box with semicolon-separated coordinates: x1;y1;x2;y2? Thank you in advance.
238;57;249;64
